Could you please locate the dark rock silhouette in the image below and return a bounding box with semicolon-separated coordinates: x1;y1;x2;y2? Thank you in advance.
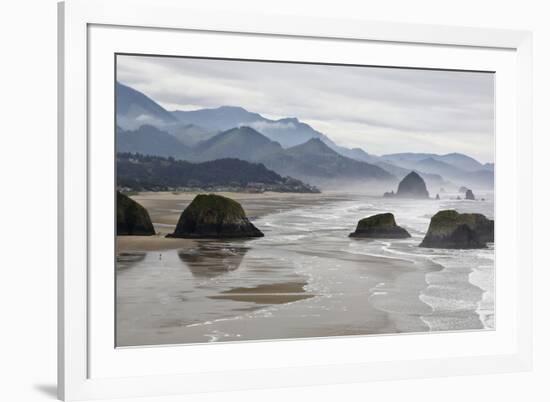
167;194;264;238
465;189;475;200
436;194;440;200
116;191;155;235
349;213;411;239
396;171;429;198
383;172;429;199
420;210;494;249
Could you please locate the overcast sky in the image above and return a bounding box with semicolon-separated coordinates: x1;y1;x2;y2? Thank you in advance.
117;55;495;163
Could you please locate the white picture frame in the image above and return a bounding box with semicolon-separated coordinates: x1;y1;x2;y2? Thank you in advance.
58;0;533;400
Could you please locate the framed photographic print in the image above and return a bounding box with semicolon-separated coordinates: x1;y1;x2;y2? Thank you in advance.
58;0;533;400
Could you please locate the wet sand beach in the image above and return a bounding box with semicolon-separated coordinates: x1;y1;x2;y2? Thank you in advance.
117;191;349;252
116;191;494;346
209;282;315;304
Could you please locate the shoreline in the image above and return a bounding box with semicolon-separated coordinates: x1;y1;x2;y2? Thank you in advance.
468;249;495;329
117;191;352;253
116;237;438;346
115;190;494;346
419;255;487;331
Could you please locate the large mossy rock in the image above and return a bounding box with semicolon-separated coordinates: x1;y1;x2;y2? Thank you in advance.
117;191;155;235
396;171;429;198
167;194;264;238
419;210;494;249
349;213;411;239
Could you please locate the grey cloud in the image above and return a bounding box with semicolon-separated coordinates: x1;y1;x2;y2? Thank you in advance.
117;55;494;162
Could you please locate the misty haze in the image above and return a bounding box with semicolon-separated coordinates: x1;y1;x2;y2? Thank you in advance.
115;55;494;346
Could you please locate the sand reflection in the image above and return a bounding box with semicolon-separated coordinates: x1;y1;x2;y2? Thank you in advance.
177;241;250;278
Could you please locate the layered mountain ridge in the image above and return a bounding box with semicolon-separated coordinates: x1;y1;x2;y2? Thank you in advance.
116;81;494;190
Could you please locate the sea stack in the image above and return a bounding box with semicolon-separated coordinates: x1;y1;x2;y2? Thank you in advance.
419;210;494;249
465;189;475;200
396;171;429;198
349;213;411;239
167;194;264;238
117;191;155;235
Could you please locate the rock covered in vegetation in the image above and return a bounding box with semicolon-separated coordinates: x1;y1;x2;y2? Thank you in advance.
167;194;264;238
419;210;494;249
116;191;155;235
465;189;475;200
116;152;319;193
349;213;411;239
458;186;470;193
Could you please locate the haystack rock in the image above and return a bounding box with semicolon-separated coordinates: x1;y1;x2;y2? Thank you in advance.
419;210;494;249
117;191;155;235
167;194;264;238
349;213;411;239
396;171;429;198
465;189;475;200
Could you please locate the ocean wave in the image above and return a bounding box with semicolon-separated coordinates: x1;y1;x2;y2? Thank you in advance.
142;193;495;342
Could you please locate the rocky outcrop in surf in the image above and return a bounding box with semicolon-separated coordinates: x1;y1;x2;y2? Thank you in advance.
349;213;411;239
167;194;264;238
384;171;429;199
465;189;475;200
419;210;494;249
116;191;155;235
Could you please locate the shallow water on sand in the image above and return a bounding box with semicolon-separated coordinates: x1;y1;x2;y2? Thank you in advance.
116;192;494;346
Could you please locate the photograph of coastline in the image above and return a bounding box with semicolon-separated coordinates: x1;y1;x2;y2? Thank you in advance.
115;55;495;347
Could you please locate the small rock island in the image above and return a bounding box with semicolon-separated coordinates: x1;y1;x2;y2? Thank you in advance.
349;213;411;239
384;171;430;199
167;194;264;239
465;189;475;200
419;210;494;249
117;191;155;235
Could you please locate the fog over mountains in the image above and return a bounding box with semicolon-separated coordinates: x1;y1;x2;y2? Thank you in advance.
116;82;494;190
